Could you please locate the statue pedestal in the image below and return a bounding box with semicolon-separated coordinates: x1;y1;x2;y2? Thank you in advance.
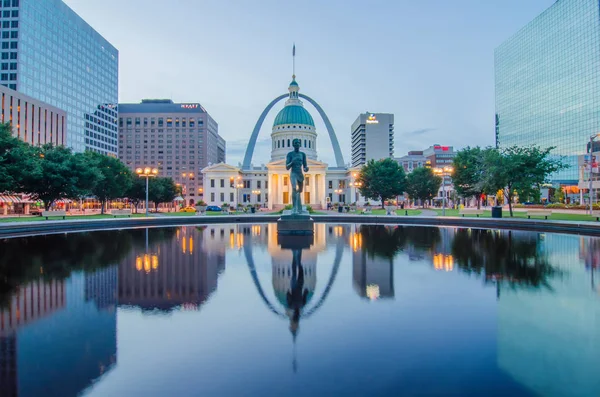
277;208;314;236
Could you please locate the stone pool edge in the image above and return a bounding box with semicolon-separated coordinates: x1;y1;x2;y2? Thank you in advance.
0;214;599;238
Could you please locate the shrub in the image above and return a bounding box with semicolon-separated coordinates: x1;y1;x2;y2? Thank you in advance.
546;203;566;209
196;200;207;206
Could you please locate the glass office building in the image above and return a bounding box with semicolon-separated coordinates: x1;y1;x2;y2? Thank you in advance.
495;0;600;184
0;0;119;155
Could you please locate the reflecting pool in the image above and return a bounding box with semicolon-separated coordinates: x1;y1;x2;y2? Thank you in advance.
0;224;599;397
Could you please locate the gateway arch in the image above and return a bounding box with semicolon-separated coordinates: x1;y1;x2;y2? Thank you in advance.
242;93;346;170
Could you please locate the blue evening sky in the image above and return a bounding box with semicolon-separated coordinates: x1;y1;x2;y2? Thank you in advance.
64;0;554;166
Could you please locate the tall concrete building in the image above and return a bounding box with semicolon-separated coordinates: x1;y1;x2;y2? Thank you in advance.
0;0;119;155
118;99;225;205
495;0;600;184
350;112;394;167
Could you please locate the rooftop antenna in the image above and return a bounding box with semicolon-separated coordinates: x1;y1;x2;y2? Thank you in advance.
292;43;296;79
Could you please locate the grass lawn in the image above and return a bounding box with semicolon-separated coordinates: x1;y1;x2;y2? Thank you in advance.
432;209;600;222
0;213;147;223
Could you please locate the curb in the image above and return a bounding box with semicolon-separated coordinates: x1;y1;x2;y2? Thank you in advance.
0;214;599;238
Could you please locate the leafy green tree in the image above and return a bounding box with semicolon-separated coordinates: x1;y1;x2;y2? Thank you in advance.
552;187;565;204
23;144;93;210
357;158;407;208
0;122;37;193
149;177;179;211
405;167;442;207
85;151;132;214
452;146;489;209
126;175;147;213
483;146;567;216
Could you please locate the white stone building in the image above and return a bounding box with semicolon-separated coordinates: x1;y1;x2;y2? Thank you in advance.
202;77;367;209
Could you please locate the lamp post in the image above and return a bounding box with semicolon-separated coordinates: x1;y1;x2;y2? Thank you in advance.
349;172;362;204
433;166;454;216
588;134;600;214
136;167;158;216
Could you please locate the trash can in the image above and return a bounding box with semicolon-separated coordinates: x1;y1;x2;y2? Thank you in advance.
491;206;502;218
338;206;343;213
250;207;256;214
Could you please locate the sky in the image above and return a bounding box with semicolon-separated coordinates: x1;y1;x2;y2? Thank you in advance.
64;0;556;167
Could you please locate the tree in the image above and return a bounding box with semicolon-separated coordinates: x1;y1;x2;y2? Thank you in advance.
452;146;490;209
85;152;132;214
148;177;179;211
405;167;442;207
552;187;565;204
0;122;37;193
126;176;147;213
483;146;567;217
23;145;94;210
357;158;407;208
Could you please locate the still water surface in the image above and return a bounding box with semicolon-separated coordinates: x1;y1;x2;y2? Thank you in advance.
0;224;599;397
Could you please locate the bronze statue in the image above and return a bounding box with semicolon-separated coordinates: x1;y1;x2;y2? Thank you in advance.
285;138;309;214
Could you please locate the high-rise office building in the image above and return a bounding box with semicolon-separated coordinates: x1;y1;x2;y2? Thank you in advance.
351;112;394;168
1;0;119;155
118;99;225;205
495;0;600;184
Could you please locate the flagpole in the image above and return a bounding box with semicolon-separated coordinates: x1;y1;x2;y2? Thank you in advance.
293;43;296;78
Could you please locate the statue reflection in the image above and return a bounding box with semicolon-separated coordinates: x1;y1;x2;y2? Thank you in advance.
274;235;315;373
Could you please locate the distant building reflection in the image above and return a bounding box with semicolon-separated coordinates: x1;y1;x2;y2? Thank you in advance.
118;227;225;312
0;267;117;397
497;233;600;396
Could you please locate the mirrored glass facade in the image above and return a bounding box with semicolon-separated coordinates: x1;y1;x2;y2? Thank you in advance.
0;0;118;155
495;0;600;183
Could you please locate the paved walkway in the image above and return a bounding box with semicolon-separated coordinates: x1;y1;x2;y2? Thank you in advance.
417;209;438;217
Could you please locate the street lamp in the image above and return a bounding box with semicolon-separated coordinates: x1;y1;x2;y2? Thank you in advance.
136;167;158;216
433;166;454;216
587;134;600;214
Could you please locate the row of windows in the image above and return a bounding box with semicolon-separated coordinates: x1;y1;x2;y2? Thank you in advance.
0;9;17;18
120;117;204;128
274;138;314;149
0;0;19;7
209;179;269;189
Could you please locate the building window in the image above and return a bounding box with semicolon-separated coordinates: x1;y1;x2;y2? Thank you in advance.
305;176;310;187
257;180;261;189
230;192;234;202
211;192;215;201
220;179;224;188
220;193;225;202
283;177;288;186
287;139;290;147
210;179;215;187
328;180;333;189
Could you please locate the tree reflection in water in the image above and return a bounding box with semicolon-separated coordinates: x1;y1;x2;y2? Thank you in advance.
451;229;560;291
0;228;176;307
359;225;441;260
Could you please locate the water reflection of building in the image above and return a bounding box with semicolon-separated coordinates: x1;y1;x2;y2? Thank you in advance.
497;234;600;396
0;268;118;397
118;227;225;312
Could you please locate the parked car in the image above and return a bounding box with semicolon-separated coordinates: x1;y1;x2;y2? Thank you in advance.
206;206;221;212
179;207;196;213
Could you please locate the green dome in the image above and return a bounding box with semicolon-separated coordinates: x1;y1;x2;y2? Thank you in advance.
289;79;298;87
273;105;315;127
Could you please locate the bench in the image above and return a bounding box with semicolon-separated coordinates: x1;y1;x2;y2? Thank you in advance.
41;210;66;220
111;209;132;218
593;211;600;221
526;210;552;220
459;209;484;217
362;207;372;215
385;206;396;216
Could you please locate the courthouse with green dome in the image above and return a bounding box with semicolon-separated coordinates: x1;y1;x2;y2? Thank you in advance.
201;76;362;210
